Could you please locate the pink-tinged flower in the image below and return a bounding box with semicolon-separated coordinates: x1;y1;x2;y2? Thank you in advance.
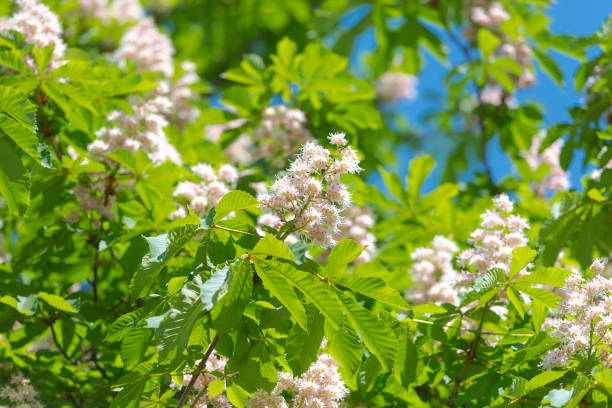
542;266;612;369
258;136;361;248
115;18;174;77
405;235;461;306
456;194;530;287
8;0;67;72
520;131;570;198
246;349;347;408
375;72;418;102
171;163;237;219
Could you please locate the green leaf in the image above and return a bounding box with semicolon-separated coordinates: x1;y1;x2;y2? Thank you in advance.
507;287;525;319
129;225;202;299
478;28;501;60
120;328;149;369
533;47;564;86
110;377;147;408
213;190;258;222
252;234;294;261
394;325;417;387
256;259;344;329
211;261;253;334
514;267;571;287
336;290;396;370
286;306;325;375
0;50;34;74
526;372;564;398
514;286;563;308
208;379;225;398
378;166;405;202
564;375;593;408
0;139;29;216
0;86;39;160
332;276;409;309
253;259;308;330
532;298;548;334
226;382;251;408
324;319;361;388
199;264;234;311
325;239;364;275
32;45;54;75
509;247;537;280
521;371;566;396
411;303;447;316
37;292;77;313
406;155;434;203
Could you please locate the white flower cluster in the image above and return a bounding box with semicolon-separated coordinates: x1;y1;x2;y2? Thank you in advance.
0;375;43;408
5;0;66;72
541;259;612;369
466;1;536;106
88;94;181;165
469;1;509;27
375;72;418;103
171;163;238;219
79;0;144;23
405;236;461;306
251;106;313;167
257;133;361;248
179;351;229;408
167;60;200;125
66;180;116;226
115;18;175;78
336;206;377;264
457;194;530;285
246;353;348;408
521;131;570;197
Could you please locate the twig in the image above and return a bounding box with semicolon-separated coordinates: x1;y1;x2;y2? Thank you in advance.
92;243;99;303
213;224;259;237
48;320;77;364
449;302;492;407
176;335;220;408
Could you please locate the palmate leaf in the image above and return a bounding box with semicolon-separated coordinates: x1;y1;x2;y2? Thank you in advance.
336;290;397;371
254;259;344;329
129;225;203;299
0;86;38;160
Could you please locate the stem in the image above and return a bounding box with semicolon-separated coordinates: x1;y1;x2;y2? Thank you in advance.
92;243;99;303
48;320;76;364
449;302;492;408
176;335;219;408
213;224;259;237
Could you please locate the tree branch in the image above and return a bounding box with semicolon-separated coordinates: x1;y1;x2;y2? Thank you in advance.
176;335;220;408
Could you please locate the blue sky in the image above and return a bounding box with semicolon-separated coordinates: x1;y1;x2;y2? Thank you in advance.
349;1;611;193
